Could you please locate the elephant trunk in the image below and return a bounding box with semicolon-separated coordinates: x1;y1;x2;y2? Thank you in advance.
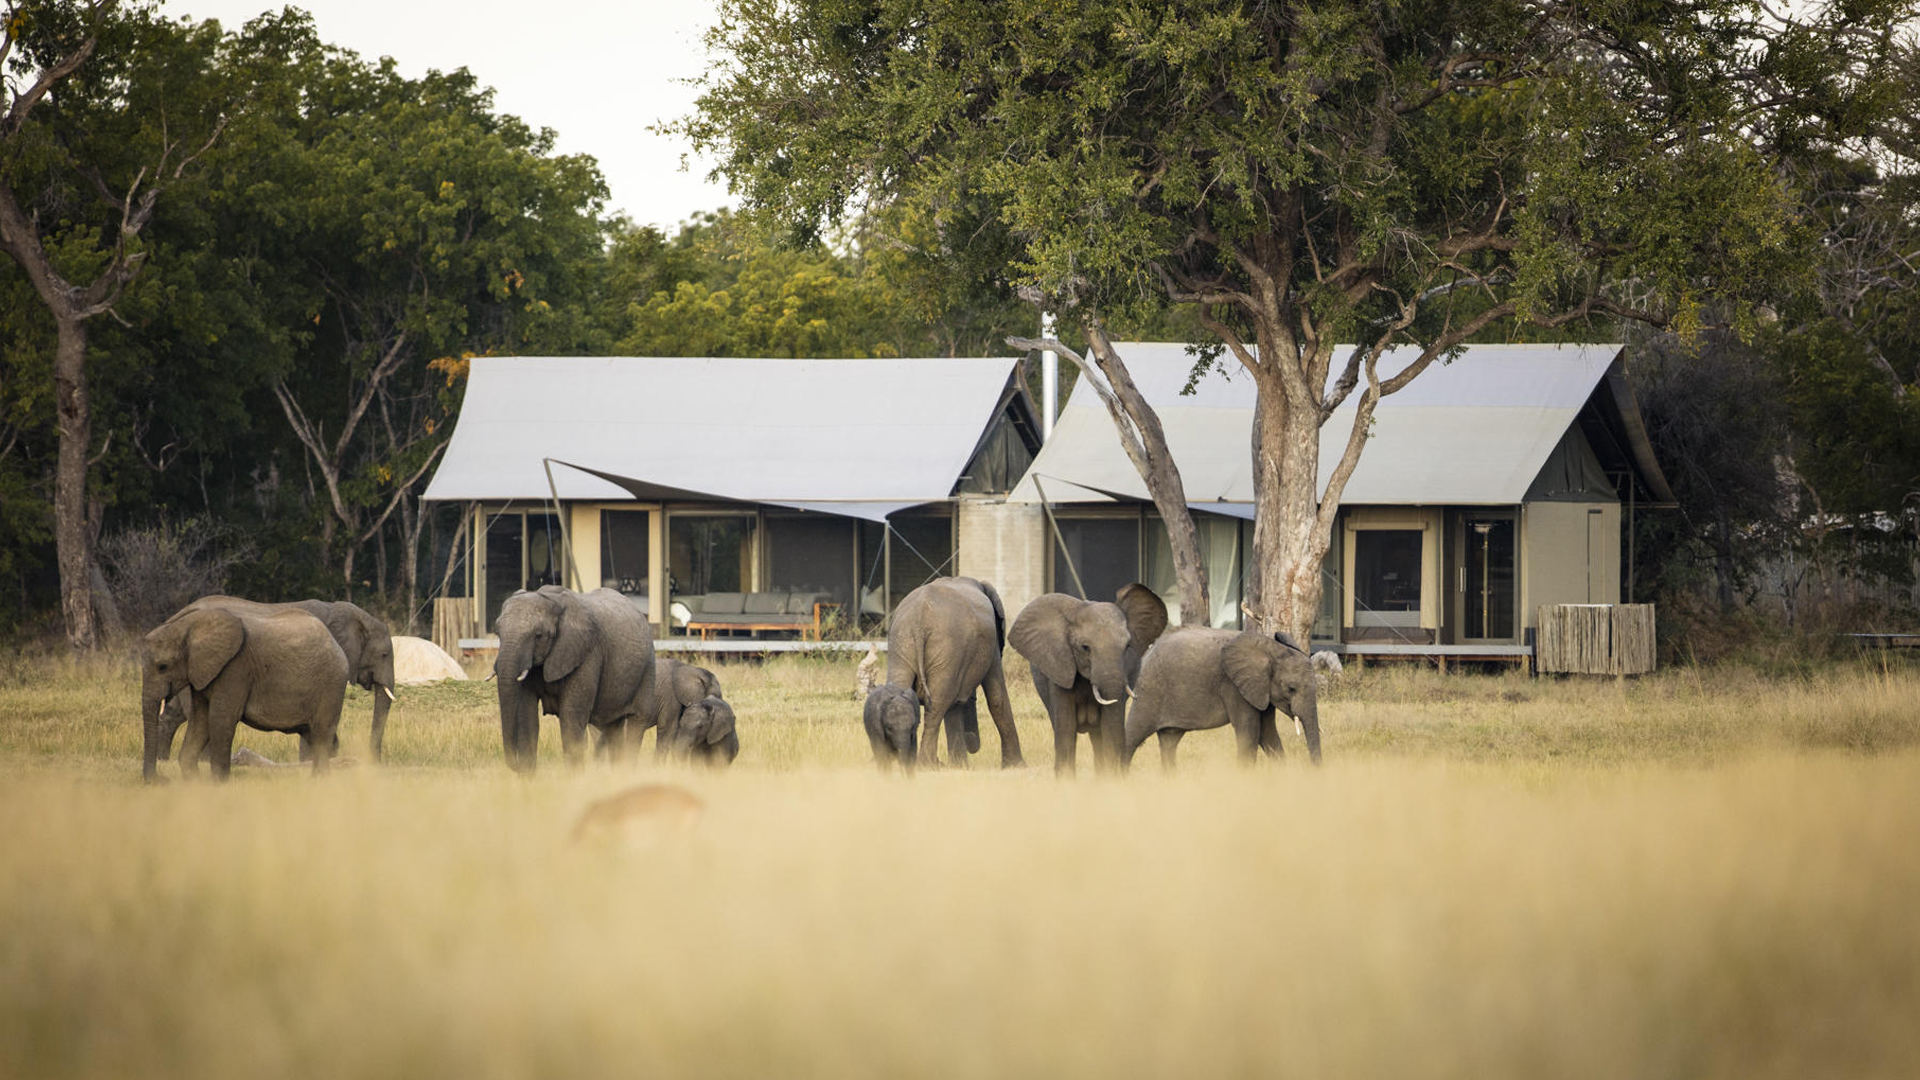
495;636;536;684
1300;698;1322;765
1090;659;1128;707
1120;699;1155;766
496;679;538;773
369;675;393;762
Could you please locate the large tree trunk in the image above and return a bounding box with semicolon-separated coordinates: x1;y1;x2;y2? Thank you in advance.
1245;371;1335;645
52;317;97;651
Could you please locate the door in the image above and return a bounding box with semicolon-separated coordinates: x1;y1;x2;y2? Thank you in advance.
1460;514;1517;642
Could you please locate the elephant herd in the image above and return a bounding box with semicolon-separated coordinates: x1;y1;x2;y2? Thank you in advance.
873;575;1321;775
137;577;1321;782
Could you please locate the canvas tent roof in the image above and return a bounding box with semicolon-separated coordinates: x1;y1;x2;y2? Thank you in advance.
1009;341;1663;509
422;356;1023;520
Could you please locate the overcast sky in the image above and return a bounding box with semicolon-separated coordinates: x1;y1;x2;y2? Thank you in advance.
167;0;736;231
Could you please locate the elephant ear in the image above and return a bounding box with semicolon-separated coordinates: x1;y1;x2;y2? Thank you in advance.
671;665;710;707
705;702;735;745
1116;583;1169;651
544;594;593;680
186;609;247;691
1008;594;1079;689
1221;631;1274;711
1273;631;1307;654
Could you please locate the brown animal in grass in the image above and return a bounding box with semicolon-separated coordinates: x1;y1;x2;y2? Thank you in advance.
571;783;705;847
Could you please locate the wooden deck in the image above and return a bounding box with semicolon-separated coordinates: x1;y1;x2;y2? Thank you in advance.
458;637;883;656
1317;641;1533;673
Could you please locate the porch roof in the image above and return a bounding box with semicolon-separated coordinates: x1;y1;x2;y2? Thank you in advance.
1009;342;1647;509
422;356;1022;518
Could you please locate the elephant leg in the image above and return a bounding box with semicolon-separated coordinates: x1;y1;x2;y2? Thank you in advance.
555;699;591;768
607;718;634;764
943;703;972;767
980;663;1025;769
1259;711;1286;760
1231;713;1261;764
297;732;315;763
1155;728;1185;771
177;705;209;781
915;684;948;768
203;696;241;782
868;730;894;772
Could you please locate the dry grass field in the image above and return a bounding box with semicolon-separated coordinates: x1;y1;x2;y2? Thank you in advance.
2;648;1918;1079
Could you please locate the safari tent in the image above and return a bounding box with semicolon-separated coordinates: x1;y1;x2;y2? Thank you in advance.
420;356;1041;642
1005;342;1676;651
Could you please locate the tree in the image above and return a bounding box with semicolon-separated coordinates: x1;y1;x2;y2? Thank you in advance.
0;1;281;648
244;55;608;619
681;0;1904;640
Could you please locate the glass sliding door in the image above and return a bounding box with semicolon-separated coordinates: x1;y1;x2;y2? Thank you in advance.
483;513;523;632
1461;514;1517;641
1052;516;1140;603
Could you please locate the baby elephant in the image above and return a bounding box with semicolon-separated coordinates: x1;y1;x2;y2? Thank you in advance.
664;696;738;768
863;684;921;773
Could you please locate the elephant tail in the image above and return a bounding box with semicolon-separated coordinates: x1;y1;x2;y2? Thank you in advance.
977;579;1007;654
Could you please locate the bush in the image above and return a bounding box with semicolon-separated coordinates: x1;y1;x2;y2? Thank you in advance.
97;519;255;635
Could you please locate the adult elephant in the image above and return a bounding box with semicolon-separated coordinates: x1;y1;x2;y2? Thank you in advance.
1123;629;1321;769
885;576;1024;769
494;585;656;773
1009;583;1168;776
158;596;396;762
141;606;349;782
592;658;722;759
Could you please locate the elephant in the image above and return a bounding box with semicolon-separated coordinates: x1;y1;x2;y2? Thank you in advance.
590;658;722;760
862;683;921;772
1122;628;1322;769
141;606;349;782
1009;582;1168;776
494;585;657;772
662;696;738;767
884;576;1024;769
157;595;396;762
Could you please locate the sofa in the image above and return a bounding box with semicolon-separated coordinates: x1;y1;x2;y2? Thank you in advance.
678;590;839;639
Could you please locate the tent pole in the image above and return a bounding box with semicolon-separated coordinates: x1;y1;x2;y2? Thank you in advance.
1031;476;1087;600
542;458;576;591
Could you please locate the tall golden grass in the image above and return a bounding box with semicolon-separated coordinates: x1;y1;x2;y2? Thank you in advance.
2;651;1917;1079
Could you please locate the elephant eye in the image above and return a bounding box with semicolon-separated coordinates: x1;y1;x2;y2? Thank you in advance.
156;662;170;672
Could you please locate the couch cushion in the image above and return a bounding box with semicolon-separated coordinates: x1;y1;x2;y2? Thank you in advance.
744;592;788;615
702;592;744;615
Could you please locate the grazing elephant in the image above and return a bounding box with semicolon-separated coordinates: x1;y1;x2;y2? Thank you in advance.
141;607;349;782
158;596;397;762
494;586;657;773
1123;629;1322;769
663;696;738;767
885;576;1024;769
862;683;921;773
1009;583;1168;776
591;658;723;760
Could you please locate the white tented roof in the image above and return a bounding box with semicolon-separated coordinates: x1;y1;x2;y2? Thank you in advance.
422;356;1020;519
1009;342;1624;509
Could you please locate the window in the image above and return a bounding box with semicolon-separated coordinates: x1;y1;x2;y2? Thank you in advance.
1145;512;1243;627
599;510;650;595
1353;529;1423;626
766;513;856;608
482;509;564;631
888;511;954;601
1052;516;1140;603
669;515;754;597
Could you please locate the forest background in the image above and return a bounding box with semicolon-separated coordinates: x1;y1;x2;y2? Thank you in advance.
0;1;1915;659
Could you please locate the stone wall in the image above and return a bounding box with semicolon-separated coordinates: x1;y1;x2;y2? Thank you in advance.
956;497;1047;620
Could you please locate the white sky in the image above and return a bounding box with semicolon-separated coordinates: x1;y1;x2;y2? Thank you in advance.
165;0;736;232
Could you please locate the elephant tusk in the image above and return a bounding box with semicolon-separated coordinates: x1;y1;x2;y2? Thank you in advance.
1094;691;1120;706
1295;718;1304;736
381;685;396;702
516;670;531;682
485;670;498;681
